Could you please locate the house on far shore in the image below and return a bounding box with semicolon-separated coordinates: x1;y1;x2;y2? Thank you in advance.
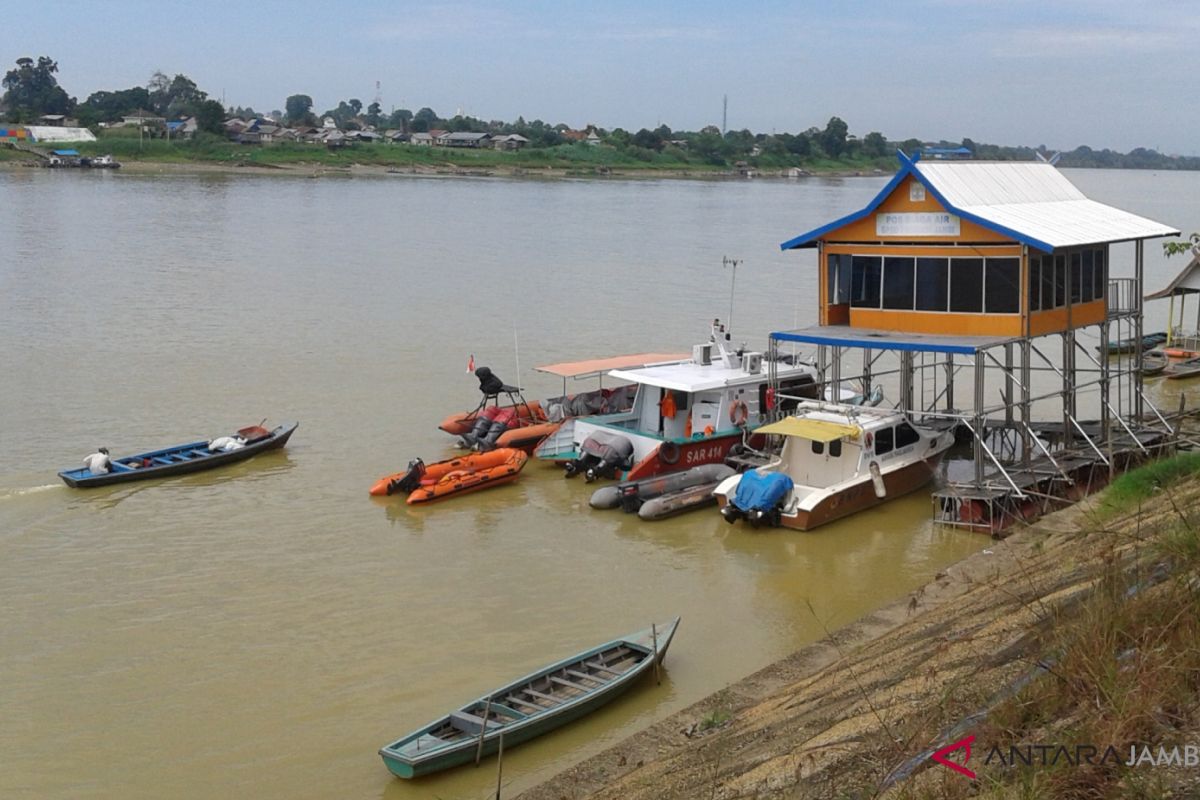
122;110;166;129
441;131;490;148
39;114;76;127
921;146;973;160
410;132;434;146
585;130;602;146
492;133;529;151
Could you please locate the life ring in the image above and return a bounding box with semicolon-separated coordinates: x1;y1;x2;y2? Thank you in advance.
730;400;749;427
659;441;681;465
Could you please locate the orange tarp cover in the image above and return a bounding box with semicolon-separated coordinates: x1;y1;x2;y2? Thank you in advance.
535;353;689;378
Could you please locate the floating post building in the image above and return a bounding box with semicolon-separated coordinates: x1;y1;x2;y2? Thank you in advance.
769;152;1181;532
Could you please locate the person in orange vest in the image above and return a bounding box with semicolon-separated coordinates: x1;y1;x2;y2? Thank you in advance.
657;390;677;434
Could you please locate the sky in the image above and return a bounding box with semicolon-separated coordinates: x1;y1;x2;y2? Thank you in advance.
6;0;1200;154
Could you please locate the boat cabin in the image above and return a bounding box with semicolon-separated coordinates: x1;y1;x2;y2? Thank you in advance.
534;322;819;478
595;325;816;443
781;153;1178;340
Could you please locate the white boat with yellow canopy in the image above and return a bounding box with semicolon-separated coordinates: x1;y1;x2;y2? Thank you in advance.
713;401;954;530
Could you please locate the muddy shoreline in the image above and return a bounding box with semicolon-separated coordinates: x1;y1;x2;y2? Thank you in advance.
0;157;881;181
516;493;1162;799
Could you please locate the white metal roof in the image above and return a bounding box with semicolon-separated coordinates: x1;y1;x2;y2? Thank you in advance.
607;361;813;393
915;161;1179;250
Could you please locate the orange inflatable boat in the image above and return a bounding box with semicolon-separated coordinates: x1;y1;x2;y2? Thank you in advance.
369;448;529;503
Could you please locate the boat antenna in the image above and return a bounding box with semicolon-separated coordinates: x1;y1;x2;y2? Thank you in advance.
513;319;521;385
723;255;741;332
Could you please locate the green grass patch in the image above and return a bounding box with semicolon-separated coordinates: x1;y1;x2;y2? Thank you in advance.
1099;452;1200;515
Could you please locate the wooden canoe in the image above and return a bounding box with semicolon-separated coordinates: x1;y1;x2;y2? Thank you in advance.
57;422;298;488
379;617;680;779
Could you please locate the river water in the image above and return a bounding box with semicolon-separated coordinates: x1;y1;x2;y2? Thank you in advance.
3;166;1198;800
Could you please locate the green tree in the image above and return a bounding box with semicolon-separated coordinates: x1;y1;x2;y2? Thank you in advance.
417;107;446;130
146;71;207;117
348;98;362;115
195;99;225;135
76;86;151;125
388;108;413;132
285;94;313;125
632;128;662;150
365;101;382;127
2;56;75;121
862;131;888;158
819;116;849;158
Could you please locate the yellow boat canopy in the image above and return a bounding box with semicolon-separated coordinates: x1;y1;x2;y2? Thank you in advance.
757;417;861;442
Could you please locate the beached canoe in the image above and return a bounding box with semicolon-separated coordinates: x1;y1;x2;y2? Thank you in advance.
378;617;680;779
57;422;298;488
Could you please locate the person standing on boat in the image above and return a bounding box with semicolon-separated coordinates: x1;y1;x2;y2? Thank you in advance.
657;390;678;434
83;447;112;474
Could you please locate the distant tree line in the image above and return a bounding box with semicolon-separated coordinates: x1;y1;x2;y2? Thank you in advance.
5;55;1200;172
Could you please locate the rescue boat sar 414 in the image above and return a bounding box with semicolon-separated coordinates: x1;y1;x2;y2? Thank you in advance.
713;401;955;530
533;321;821;481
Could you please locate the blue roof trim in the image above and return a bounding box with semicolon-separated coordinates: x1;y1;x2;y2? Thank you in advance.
770;329;982;355
779;150;1057;253
779;151;918;251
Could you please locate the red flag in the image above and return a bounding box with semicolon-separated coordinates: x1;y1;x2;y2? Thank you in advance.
467;354;475;373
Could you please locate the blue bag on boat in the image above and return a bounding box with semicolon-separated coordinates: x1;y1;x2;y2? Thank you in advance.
731;471;794;512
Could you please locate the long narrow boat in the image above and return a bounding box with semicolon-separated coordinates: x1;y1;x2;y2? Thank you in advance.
379;617;680;779
57;422;298;488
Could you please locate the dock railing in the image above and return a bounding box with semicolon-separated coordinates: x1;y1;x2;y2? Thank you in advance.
1107;278;1139;319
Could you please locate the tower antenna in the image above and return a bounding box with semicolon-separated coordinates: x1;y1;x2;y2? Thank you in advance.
722;94;727;135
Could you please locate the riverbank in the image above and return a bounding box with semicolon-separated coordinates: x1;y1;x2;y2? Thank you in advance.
520;460;1200;799
0;142;887;181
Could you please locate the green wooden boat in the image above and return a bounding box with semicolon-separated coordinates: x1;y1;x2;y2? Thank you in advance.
379;617;680;779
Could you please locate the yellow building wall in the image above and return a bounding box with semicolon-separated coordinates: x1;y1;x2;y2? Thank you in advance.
829;176;1012;244
850;308;1023;336
1028;300;1107;336
814;176;1105;338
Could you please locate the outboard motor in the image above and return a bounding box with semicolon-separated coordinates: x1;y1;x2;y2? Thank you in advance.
564;432;634;482
460;405;502;449
387;458;426;495
722;471;794;527
477;407;516;451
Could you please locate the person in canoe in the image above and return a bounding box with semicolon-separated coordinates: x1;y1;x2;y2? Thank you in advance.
83;447;112;474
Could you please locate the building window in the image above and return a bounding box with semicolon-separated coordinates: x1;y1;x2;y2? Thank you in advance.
811;440;824;455
916;257;949;311
826;254;852;304
830;439;842;457
850;256;882;308
1093;248;1106;300
1028;255;1040;312
883;257;915;309
950;258;984;312
985;258;1020;313
1081;250;1095;303
1041;256;1055;311
1054;255;1066;307
1070;253;1083;304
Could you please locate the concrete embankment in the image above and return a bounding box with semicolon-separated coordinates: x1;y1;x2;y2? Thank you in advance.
520;476;1200;799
